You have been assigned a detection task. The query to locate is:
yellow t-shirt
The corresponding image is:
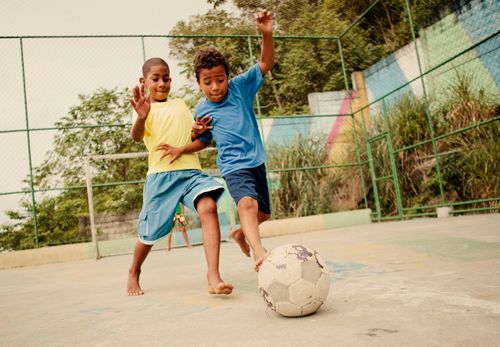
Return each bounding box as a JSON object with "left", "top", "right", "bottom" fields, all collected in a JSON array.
[{"left": 142, "top": 99, "right": 201, "bottom": 175}]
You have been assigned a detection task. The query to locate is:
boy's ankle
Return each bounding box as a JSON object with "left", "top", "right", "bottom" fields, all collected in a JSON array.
[{"left": 129, "top": 268, "right": 141, "bottom": 275}]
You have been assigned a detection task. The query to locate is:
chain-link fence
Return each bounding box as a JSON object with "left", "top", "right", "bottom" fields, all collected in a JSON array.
[{"left": 1, "top": 0, "right": 498, "bottom": 252}]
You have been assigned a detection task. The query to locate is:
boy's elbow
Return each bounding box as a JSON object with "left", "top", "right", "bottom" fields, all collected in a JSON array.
[
  {"left": 130, "top": 132, "right": 143, "bottom": 142},
  {"left": 259, "top": 61, "right": 274, "bottom": 75}
]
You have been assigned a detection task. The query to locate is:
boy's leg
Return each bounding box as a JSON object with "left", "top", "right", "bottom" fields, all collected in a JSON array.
[
  {"left": 167, "top": 233, "right": 172, "bottom": 251},
  {"left": 229, "top": 228, "right": 250, "bottom": 257},
  {"left": 127, "top": 241, "right": 153, "bottom": 296},
  {"left": 181, "top": 170, "right": 231, "bottom": 294},
  {"left": 195, "top": 195, "right": 233, "bottom": 295},
  {"left": 230, "top": 210, "right": 270, "bottom": 257},
  {"left": 236, "top": 197, "right": 269, "bottom": 271},
  {"left": 224, "top": 164, "right": 271, "bottom": 270},
  {"left": 136, "top": 170, "right": 181, "bottom": 268},
  {"left": 180, "top": 226, "right": 192, "bottom": 248}
]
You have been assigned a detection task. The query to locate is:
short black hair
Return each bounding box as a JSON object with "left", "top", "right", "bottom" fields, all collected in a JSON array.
[
  {"left": 142, "top": 57, "right": 169, "bottom": 77},
  {"left": 193, "top": 46, "right": 229, "bottom": 81}
]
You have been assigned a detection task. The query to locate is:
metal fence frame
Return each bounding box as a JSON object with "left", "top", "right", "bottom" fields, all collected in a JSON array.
[{"left": 1, "top": 0, "right": 498, "bottom": 248}]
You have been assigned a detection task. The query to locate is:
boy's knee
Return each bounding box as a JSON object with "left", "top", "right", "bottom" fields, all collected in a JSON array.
[
  {"left": 237, "top": 197, "right": 258, "bottom": 212},
  {"left": 196, "top": 196, "right": 218, "bottom": 216}
]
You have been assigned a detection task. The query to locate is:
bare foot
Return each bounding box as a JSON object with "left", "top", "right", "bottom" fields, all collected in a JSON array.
[
  {"left": 208, "top": 283, "right": 233, "bottom": 295},
  {"left": 127, "top": 271, "right": 144, "bottom": 296},
  {"left": 253, "top": 249, "right": 268, "bottom": 272},
  {"left": 207, "top": 276, "right": 233, "bottom": 295},
  {"left": 230, "top": 229, "right": 251, "bottom": 257}
]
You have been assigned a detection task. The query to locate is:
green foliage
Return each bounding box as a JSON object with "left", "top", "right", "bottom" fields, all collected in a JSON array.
[
  {"left": 267, "top": 135, "right": 339, "bottom": 219},
  {"left": 0, "top": 190, "right": 90, "bottom": 251},
  {"left": 271, "top": 1, "right": 383, "bottom": 111},
  {"left": 169, "top": 10, "right": 255, "bottom": 82},
  {"left": 0, "top": 209, "right": 36, "bottom": 251},
  {"left": 2, "top": 1, "right": 493, "bottom": 251},
  {"left": 370, "top": 94, "right": 435, "bottom": 213},
  {"left": 32, "top": 88, "right": 143, "bottom": 187},
  {"left": 198, "top": 150, "right": 218, "bottom": 170},
  {"left": 171, "top": 0, "right": 450, "bottom": 115},
  {"left": 1, "top": 88, "right": 147, "bottom": 251},
  {"left": 170, "top": 86, "right": 204, "bottom": 110},
  {"left": 367, "top": 72, "right": 499, "bottom": 216},
  {"left": 324, "top": 0, "right": 456, "bottom": 51},
  {"left": 436, "top": 73, "right": 500, "bottom": 204}
]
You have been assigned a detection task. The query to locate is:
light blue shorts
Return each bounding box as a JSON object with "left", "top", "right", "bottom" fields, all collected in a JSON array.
[{"left": 138, "top": 170, "right": 224, "bottom": 245}]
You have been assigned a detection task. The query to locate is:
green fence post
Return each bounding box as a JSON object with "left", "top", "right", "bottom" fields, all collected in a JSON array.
[
  {"left": 19, "top": 38, "right": 40, "bottom": 247},
  {"left": 366, "top": 141, "right": 382, "bottom": 221},
  {"left": 382, "top": 99, "right": 404, "bottom": 218},
  {"left": 247, "top": 35, "right": 274, "bottom": 214},
  {"left": 405, "top": 0, "right": 446, "bottom": 205},
  {"left": 141, "top": 36, "right": 146, "bottom": 62},
  {"left": 247, "top": 36, "right": 262, "bottom": 118}
]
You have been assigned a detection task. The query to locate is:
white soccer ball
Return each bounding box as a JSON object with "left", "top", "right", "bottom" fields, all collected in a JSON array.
[{"left": 258, "top": 243, "right": 331, "bottom": 317}]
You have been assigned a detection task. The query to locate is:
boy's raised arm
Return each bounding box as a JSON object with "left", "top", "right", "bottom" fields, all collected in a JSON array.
[
  {"left": 130, "top": 85, "right": 150, "bottom": 142},
  {"left": 256, "top": 10, "right": 274, "bottom": 75}
]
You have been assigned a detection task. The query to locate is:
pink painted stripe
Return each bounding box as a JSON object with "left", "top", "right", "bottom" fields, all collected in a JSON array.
[{"left": 326, "top": 92, "right": 355, "bottom": 151}]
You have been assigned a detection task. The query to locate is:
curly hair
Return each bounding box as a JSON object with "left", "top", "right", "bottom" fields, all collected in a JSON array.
[{"left": 193, "top": 46, "right": 229, "bottom": 82}]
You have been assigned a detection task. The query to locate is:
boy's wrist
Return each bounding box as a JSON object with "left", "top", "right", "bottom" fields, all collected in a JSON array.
[
  {"left": 137, "top": 112, "right": 148, "bottom": 121},
  {"left": 191, "top": 129, "right": 199, "bottom": 140}
]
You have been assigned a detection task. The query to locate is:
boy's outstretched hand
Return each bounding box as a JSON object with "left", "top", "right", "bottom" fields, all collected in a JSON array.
[
  {"left": 255, "top": 10, "right": 273, "bottom": 35},
  {"left": 130, "top": 85, "right": 151, "bottom": 120},
  {"left": 192, "top": 115, "right": 213, "bottom": 136},
  {"left": 156, "top": 143, "right": 184, "bottom": 164}
]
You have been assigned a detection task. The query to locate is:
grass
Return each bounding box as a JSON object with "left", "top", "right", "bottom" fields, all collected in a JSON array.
[{"left": 265, "top": 72, "right": 499, "bottom": 219}]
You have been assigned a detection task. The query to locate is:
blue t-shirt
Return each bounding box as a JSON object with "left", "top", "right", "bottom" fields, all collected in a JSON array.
[{"left": 195, "top": 63, "right": 266, "bottom": 176}]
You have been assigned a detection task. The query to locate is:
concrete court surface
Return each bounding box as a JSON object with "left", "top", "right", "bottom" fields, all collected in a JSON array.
[{"left": 1, "top": 214, "right": 499, "bottom": 347}]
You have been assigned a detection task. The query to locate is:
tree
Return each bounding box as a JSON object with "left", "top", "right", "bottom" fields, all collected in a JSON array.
[
  {"left": 169, "top": 0, "right": 384, "bottom": 115},
  {"left": 271, "top": 0, "right": 385, "bottom": 111},
  {"left": 174, "top": 0, "right": 460, "bottom": 113},
  {"left": 1, "top": 88, "right": 146, "bottom": 250},
  {"left": 169, "top": 10, "right": 255, "bottom": 81},
  {"left": 34, "top": 89, "right": 144, "bottom": 187}
]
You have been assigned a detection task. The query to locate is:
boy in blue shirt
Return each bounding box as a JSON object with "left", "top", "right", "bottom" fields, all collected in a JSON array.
[
  {"left": 191, "top": 10, "right": 274, "bottom": 271},
  {"left": 127, "top": 57, "right": 233, "bottom": 296}
]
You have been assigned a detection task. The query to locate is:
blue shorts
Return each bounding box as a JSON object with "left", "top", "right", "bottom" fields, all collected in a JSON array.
[
  {"left": 138, "top": 170, "right": 224, "bottom": 245},
  {"left": 223, "top": 164, "right": 271, "bottom": 214}
]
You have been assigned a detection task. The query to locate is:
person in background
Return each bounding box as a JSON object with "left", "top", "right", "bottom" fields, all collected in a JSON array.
[{"left": 167, "top": 203, "right": 192, "bottom": 251}]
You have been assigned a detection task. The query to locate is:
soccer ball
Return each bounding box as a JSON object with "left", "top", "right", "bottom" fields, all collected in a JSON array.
[{"left": 258, "top": 243, "right": 331, "bottom": 317}]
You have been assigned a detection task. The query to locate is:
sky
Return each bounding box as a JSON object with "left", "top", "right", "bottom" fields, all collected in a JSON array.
[
  {"left": 0, "top": 0, "right": 235, "bottom": 223},
  {"left": 0, "top": 0, "right": 220, "bottom": 85},
  {"left": 0, "top": 0, "right": 215, "bottom": 36}
]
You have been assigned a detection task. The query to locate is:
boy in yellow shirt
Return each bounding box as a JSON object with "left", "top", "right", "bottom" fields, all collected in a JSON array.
[{"left": 127, "top": 57, "right": 232, "bottom": 296}]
